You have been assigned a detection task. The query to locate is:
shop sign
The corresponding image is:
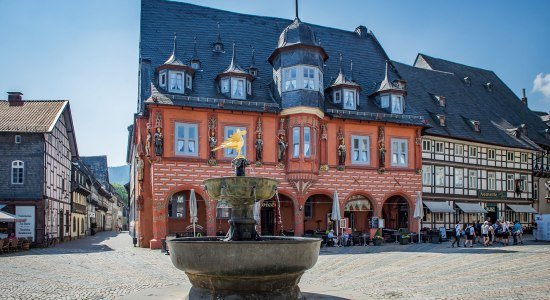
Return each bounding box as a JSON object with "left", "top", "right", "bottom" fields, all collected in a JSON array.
[
  {"left": 262, "top": 201, "right": 275, "bottom": 208},
  {"left": 478, "top": 190, "right": 507, "bottom": 199},
  {"left": 15, "top": 206, "right": 35, "bottom": 242},
  {"left": 485, "top": 206, "right": 496, "bottom": 212}
]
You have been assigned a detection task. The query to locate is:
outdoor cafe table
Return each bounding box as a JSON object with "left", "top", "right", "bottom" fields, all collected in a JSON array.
[{"left": 391, "top": 231, "right": 400, "bottom": 244}]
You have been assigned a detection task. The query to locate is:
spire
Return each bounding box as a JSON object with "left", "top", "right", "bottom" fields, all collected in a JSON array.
[
  {"left": 172, "top": 33, "right": 177, "bottom": 57},
  {"left": 374, "top": 60, "right": 404, "bottom": 93},
  {"left": 329, "top": 53, "right": 361, "bottom": 90},
  {"left": 221, "top": 41, "right": 246, "bottom": 74},
  {"left": 295, "top": 0, "right": 299, "bottom": 21},
  {"left": 230, "top": 41, "right": 237, "bottom": 67},
  {"left": 338, "top": 53, "right": 343, "bottom": 75},
  {"left": 350, "top": 60, "right": 355, "bottom": 81},
  {"left": 521, "top": 88, "right": 528, "bottom": 106},
  {"left": 216, "top": 22, "right": 222, "bottom": 43},
  {"left": 163, "top": 32, "right": 185, "bottom": 66},
  {"left": 250, "top": 46, "right": 256, "bottom": 67}
]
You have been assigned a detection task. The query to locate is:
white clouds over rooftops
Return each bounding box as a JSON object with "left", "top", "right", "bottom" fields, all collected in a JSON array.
[{"left": 533, "top": 73, "right": 550, "bottom": 101}]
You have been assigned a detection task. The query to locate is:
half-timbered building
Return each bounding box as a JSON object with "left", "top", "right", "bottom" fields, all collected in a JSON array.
[
  {"left": 0, "top": 92, "right": 78, "bottom": 244},
  {"left": 394, "top": 55, "right": 550, "bottom": 228},
  {"left": 129, "top": 0, "right": 426, "bottom": 248}
]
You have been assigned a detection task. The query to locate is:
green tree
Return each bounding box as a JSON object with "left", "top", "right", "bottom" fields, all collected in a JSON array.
[{"left": 112, "top": 183, "right": 128, "bottom": 206}]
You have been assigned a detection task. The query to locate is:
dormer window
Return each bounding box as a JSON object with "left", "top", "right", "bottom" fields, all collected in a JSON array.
[
  {"left": 381, "top": 95, "right": 390, "bottom": 108},
  {"left": 283, "top": 67, "right": 298, "bottom": 91},
  {"left": 485, "top": 82, "right": 493, "bottom": 91},
  {"left": 159, "top": 72, "right": 167, "bottom": 87},
  {"left": 303, "top": 67, "right": 316, "bottom": 90},
  {"left": 391, "top": 95, "right": 404, "bottom": 114},
  {"left": 437, "top": 115, "right": 446, "bottom": 127},
  {"left": 435, "top": 95, "right": 446, "bottom": 107},
  {"left": 334, "top": 91, "right": 341, "bottom": 103},
  {"left": 464, "top": 76, "right": 471, "bottom": 86},
  {"left": 191, "top": 61, "right": 200, "bottom": 70},
  {"left": 249, "top": 69, "right": 258, "bottom": 77},
  {"left": 282, "top": 65, "right": 322, "bottom": 93},
  {"left": 186, "top": 74, "right": 192, "bottom": 89},
  {"left": 471, "top": 120, "right": 480, "bottom": 132},
  {"left": 221, "top": 78, "right": 230, "bottom": 93},
  {"left": 344, "top": 90, "right": 356, "bottom": 110},
  {"left": 15, "top": 135, "right": 21, "bottom": 144},
  {"left": 231, "top": 78, "right": 245, "bottom": 99},
  {"left": 169, "top": 71, "right": 184, "bottom": 93}
]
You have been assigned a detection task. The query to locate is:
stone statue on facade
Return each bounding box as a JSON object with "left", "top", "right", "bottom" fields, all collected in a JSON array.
[
  {"left": 137, "top": 156, "right": 144, "bottom": 181},
  {"left": 255, "top": 118, "right": 263, "bottom": 164},
  {"left": 145, "top": 123, "right": 152, "bottom": 157},
  {"left": 277, "top": 134, "right": 287, "bottom": 163},
  {"left": 154, "top": 127, "right": 163, "bottom": 156},
  {"left": 378, "top": 126, "right": 386, "bottom": 172},
  {"left": 208, "top": 116, "right": 217, "bottom": 165},
  {"left": 337, "top": 127, "right": 346, "bottom": 168}
]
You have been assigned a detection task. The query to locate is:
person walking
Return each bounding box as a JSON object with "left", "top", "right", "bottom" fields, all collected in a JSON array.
[
  {"left": 501, "top": 220, "right": 510, "bottom": 246},
  {"left": 465, "top": 223, "right": 475, "bottom": 248},
  {"left": 488, "top": 222, "right": 495, "bottom": 246},
  {"left": 451, "top": 221, "right": 462, "bottom": 248},
  {"left": 475, "top": 220, "right": 482, "bottom": 244},
  {"left": 512, "top": 220, "right": 523, "bottom": 245},
  {"left": 481, "top": 221, "right": 489, "bottom": 247}
]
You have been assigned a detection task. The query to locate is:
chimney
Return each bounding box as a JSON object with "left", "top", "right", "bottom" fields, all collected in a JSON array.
[
  {"left": 7, "top": 92, "right": 24, "bottom": 106},
  {"left": 521, "top": 88, "right": 528, "bottom": 106}
]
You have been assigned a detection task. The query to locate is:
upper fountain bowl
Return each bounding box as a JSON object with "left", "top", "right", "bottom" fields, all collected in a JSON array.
[{"left": 204, "top": 177, "right": 278, "bottom": 204}]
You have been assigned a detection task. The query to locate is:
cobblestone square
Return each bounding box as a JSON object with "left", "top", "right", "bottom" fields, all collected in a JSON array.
[{"left": 2, "top": 231, "right": 550, "bottom": 299}]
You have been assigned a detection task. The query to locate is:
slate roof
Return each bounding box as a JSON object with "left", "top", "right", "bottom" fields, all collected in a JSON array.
[
  {"left": 393, "top": 55, "right": 549, "bottom": 150},
  {"left": 0, "top": 100, "right": 67, "bottom": 132},
  {"left": 81, "top": 156, "right": 110, "bottom": 186},
  {"left": 139, "top": 0, "right": 425, "bottom": 127}
]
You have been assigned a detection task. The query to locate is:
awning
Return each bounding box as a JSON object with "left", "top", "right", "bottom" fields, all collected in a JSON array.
[
  {"left": 344, "top": 199, "right": 372, "bottom": 211},
  {"left": 424, "top": 201, "right": 455, "bottom": 213},
  {"left": 0, "top": 211, "right": 27, "bottom": 222},
  {"left": 455, "top": 202, "right": 487, "bottom": 213},
  {"left": 507, "top": 204, "right": 538, "bottom": 214}
]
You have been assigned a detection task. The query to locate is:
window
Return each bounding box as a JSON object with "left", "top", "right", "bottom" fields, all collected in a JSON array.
[
  {"left": 391, "top": 95, "right": 404, "bottom": 114},
  {"left": 168, "top": 194, "right": 185, "bottom": 218},
  {"left": 507, "top": 151, "right": 515, "bottom": 162},
  {"left": 435, "top": 166, "right": 445, "bottom": 186},
  {"left": 292, "top": 127, "right": 300, "bottom": 158},
  {"left": 159, "top": 73, "right": 166, "bottom": 87},
  {"left": 15, "top": 135, "right": 21, "bottom": 144},
  {"left": 468, "top": 170, "right": 477, "bottom": 189},
  {"left": 344, "top": 90, "right": 356, "bottom": 110},
  {"left": 507, "top": 174, "right": 515, "bottom": 191},
  {"left": 487, "top": 172, "right": 496, "bottom": 190},
  {"left": 221, "top": 78, "right": 230, "bottom": 93},
  {"left": 334, "top": 91, "right": 341, "bottom": 103},
  {"left": 435, "top": 142, "right": 444, "bottom": 153},
  {"left": 422, "top": 140, "right": 431, "bottom": 152},
  {"left": 304, "top": 127, "right": 311, "bottom": 157},
  {"left": 175, "top": 123, "right": 198, "bottom": 156},
  {"left": 520, "top": 153, "right": 528, "bottom": 163},
  {"left": 191, "top": 61, "right": 200, "bottom": 70},
  {"left": 304, "top": 198, "right": 313, "bottom": 218},
  {"left": 391, "top": 139, "right": 408, "bottom": 167},
  {"left": 231, "top": 78, "right": 245, "bottom": 99},
  {"left": 436, "top": 95, "right": 446, "bottom": 107},
  {"left": 455, "top": 144, "right": 463, "bottom": 156},
  {"left": 488, "top": 149, "right": 495, "bottom": 160},
  {"left": 303, "top": 67, "right": 316, "bottom": 90},
  {"left": 534, "top": 182, "right": 538, "bottom": 199},
  {"left": 186, "top": 74, "right": 192, "bottom": 89},
  {"left": 520, "top": 175, "right": 527, "bottom": 191},
  {"left": 11, "top": 160, "right": 24, "bottom": 184},
  {"left": 224, "top": 126, "right": 246, "bottom": 157},
  {"left": 469, "top": 147, "right": 477, "bottom": 157},
  {"left": 455, "top": 168, "right": 464, "bottom": 188},
  {"left": 422, "top": 165, "right": 433, "bottom": 185},
  {"left": 283, "top": 67, "right": 298, "bottom": 91},
  {"left": 381, "top": 95, "right": 390, "bottom": 108},
  {"left": 247, "top": 81, "right": 252, "bottom": 95},
  {"left": 169, "top": 72, "right": 183, "bottom": 92},
  {"left": 351, "top": 136, "right": 370, "bottom": 164}
]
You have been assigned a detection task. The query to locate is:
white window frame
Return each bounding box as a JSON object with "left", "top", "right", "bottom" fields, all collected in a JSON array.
[
  {"left": 520, "top": 153, "right": 527, "bottom": 163},
  {"left": 488, "top": 149, "right": 495, "bottom": 160},
  {"left": 422, "top": 140, "right": 431, "bottom": 152},
  {"left": 422, "top": 165, "right": 433, "bottom": 185},
  {"left": 351, "top": 135, "right": 370, "bottom": 165},
  {"left": 469, "top": 146, "right": 477, "bottom": 158},
  {"left": 11, "top": 160, "right": 24, "bottom": 185},
  {"left": 391, "top": 94, "right": 404, "bottom": 114},
  {"left": 391, "top": 138, "right": 408, "bottom": 167},
  {"left": 224, "top": 126, "right": 246, "bottom": 158},
  {"left": 303, "top": 66, "right": 316, "bottom": 90},
  {"left": 15, "top": 135, "right": 21, "bottom": 144},
  {"left": 435, "top": 141, "right": 444, "bottom": 154},
  {"left": 435, "top": 166, "right": 445, "bottom": 186},
  {"left": 283, "top": 66, "right": 298, "bottom": 92},
  {"left": 343, "top": 89, "right": 356, "bottom": 110},
  {"left": 169, "top": 71, "right": 184, "bottom": 93},
  {"left": 247, "top": 81, "right": 252, "bottom": 95},
  {"left": 506, "top": 174, "right": 515, "bottom": 191},
  {"left": 455, "top": 144, "right": 463, "bottom": 156},
  {"left": 231, "top": 78, "right": 246, "bottom": 100},
  {"left": 487, "top": 172, "right": 496, "bottom": 190},
  {"left": 507, "top": 151, "right": 515, "bottom": 162},
  {"left": 175, "top": 123, "right": 198, "bottom": 156},
  {"left": 159, "top": 71, "right": 167, "bottom": 88},
  {"left": 380, "top": 95, "right": 390, "bottom": 108},
  {"left": 282, "top": 65, "right": 322, "bottom": 93},
  {"left": 292, "top": 127, "right": 300, "bottom": 158},
  {"left": 334, "top": 91, "right": 341, "bottom": 104},
  {"left": 519, "top": 175, "right": 527, "bottom": 191},
  {"left": 455, "top": 168, "right": 464, "bottom": 188},
  {"left": 169, "top": 194, "right": 186, "bottom": 218},
  {"left": 221, "top": 78, "right": 230, "bottom": 93},
  {"left": 186, "top": 74, "right": 192, "bottom": 89},
  {"left": 468, "top": 170, "right": 478, "bottom": 189},
  {"left": 304, "top": 127, "right": 311, "bottom": 158}
]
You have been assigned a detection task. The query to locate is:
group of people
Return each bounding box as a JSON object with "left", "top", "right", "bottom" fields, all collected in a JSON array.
[
  {"left": 451, "top": 219, "right": 524, "bottom": 248},
  {"left": 326, "top": 228, "right": 353, "bottom": 247}
]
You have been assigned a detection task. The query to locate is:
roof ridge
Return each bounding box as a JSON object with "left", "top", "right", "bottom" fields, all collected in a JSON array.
[
  {"left": 392, "top": 60, "right": 455, "bottom": 76},
  {"left": 418, "top": 53, "right": 495, "bottom": 73}
]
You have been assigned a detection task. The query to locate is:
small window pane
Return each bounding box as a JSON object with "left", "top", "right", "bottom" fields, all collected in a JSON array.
[
  {"left": 304, "top": 127, "right": 311, "bottom": 157},
  {"left": 293, "top": 127, "right": 300, "bottom": 158}
]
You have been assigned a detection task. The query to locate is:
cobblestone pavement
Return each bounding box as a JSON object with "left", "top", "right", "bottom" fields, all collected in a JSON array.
[{"left": 2, "top": 231, "right": 550, "bottom": 299}]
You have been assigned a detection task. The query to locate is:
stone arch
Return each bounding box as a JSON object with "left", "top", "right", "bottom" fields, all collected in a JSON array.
[
  {"left": 343, "top": 192, "right": 375, "bottom": 233},
  {"left": 381, "top": 190, "right": 414, "bottom": 231},
  {"left": 165, "top": 185, "right": 210, "bottom": 236},
  {"left": 303, "top": 191, "right": 334, "bottom": 234},
  {"left": 258, "top": 189, "right": 297, "bottom": 236}
]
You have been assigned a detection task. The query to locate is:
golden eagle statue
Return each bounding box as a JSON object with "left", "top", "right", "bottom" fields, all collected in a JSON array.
[{"left": 212, "top": 129, "right": 247, "bottom": 159}]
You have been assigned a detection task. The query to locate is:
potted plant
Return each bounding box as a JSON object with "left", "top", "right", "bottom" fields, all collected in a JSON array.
[
  {"left": 373, "top": 229, "right": 383, "bottom": 246},
  {"left": 400, "top": 234, "right": 410, "bottom": 245}
]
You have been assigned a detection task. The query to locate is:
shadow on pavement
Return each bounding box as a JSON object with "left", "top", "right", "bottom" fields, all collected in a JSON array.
[
  {"left": 303, "top": 292, "right": 349, "bottom": 299},
  {"left": 319, "top": 243, "right": 523, "bottom": 255}
]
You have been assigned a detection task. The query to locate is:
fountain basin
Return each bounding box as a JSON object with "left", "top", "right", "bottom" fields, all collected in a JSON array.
[
  {"left": 204, "top": 177, "right": 278, "bottom": 205},
  {"left": 167, "top": 236, "right": 321, "bottom": 299}
]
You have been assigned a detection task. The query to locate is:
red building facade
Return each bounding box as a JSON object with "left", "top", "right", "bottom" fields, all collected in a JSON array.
[{"left": 130, "top": 1, "right": 425, "bottom": 249}]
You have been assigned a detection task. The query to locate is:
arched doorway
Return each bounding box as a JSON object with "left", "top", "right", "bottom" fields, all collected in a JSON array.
[
  {"left": 303, "top": 194, "right": 333, "bottom": 234},
  {"left": 344, "top": 195, "right": 373, "bottom": 233},
  {"left": 382, "top": 195, "right": 410, "bottom": 230},
  {"left": 260, "top": 194, "right": 296, "bottom": 236},
  {"left": 167, "top": 190, "right": 207, "bottom": 236}
]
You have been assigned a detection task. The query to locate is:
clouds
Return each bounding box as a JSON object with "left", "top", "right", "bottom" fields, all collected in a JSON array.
[{"left": 533, "top": 73, "right": 550, "bottom": 100}]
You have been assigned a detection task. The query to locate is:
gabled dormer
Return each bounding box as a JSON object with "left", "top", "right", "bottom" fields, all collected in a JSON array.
[
  {"left": 215, "top": 42, "right": 254, "bottom": 100},
  {"left": 190, "top": 37, "right": 201, "bottom": 70},
  {"left": 371, "top": 61, "right": 407, "bottom": 114},
  {"left": 156, "top": 34, "right": 195, "bottom": 95},
  {"left": 325, "top": 54, "right": 361, "bottom": 110}
]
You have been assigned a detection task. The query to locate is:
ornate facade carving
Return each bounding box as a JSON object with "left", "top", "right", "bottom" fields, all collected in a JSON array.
[
  {"left": 337, "top": 127, "right": 346, "bottom": 169},
  {"left": 254, "top": 117, "right": 263, "bottom": 165},
  {"left": 277, "top": 118, "right": 287, "bottom": 167},
  {"left": 378, "top": 126, "right": 386, "bottom": 172},
  {"left": 208, "top": 116, "right": 217, "bottom": 165}
]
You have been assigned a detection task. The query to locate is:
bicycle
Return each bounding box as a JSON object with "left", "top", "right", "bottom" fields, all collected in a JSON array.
[{"left": 42, "top": 234, "right": 58, "bottom": 248}]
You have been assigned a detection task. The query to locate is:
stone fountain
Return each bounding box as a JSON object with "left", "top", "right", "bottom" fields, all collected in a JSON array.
[{"left": 167, "top": 151, "right": 321, "bottom": 299}]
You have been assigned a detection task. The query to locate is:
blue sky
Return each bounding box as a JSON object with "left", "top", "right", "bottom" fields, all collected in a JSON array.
[{"left": 1, "top": 0, "right": 548, "bottom": 166}]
